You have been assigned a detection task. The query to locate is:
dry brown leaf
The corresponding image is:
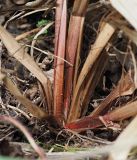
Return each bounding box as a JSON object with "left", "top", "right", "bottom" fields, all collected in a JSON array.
[
  {"left": 67, "top": 22, "right": 116, "bottom": 123},
  {"left": 54, "top": 0, "right": 67, "bottom": 122},
  {"left": 105, "top": 100, "right": 137, "bottom": 121},
  {"left": 64, "top": 0, "right": 89, "bottom": 120},
  {"left": 0, "top": 25, "right": 52, "bottom": 111},
  {"left": 91, "top": 72, "right": 135, "bottom": 117},
  {"left": 72, "top": 51, "right": 108, "bottom": 118},
  {"left": 73, "top": 17, "right": 85, "bottom": 94},
  {"left": 80, "top": 51, "right": 108, "bottom": 117},
  {"left": 15, "top": 28, "right": 40, "bottom": 41},
  {"left": 65, "top": 99, "right": 137, "bottom": 132},
  {"left": 109, "top": 17, "right": 137, "bottom": 46}
]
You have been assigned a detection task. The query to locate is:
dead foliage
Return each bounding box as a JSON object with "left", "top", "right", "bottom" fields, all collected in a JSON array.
[{"left": 1, "top": 0, "right": 137, "bottom": 160}]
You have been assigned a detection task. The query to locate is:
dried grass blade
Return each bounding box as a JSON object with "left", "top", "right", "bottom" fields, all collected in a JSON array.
[
  {"left": 71, "top": 51, "right": 108, "bottom": 119},
  {"left": 64, "top": 0, "right": 89, "bottom": 119},
  {"left": 110, "top": 17, "right": 137, "bottom": 45},
  {"left": 30, "top": 22, "right": 53, "bottom": 57},
  {"left": 66, "top": 99, "right": 137, "bottom": 132},
  {"left": 104, "top": 100, "right": 137, "bottom": 121},
  {"left": 15, "top": 27, "right": 40, "bottom": 41},
  {"left": 73, "top": 17, "right": 85, "bottom": 92},
  {"left": 80, "top": 51, "right": 108, "bottom": 117},
  {"left": 65, "top": 116, "right": 103, "bottom": 132},
  {"left": 109, "top": 116, "right": 137, "bottom": 160},
  {"left": 0, "top": 25, "right": 52, "bottom": 111},
  {"left": 91, "top": 72, "right": 135, "bottom": 117},
  {"left": 0, "top": 72, "right": 47, "bottom": 119},
  {"left": 54, "top": 0, "right": 67, "bottom": 122},
  {"left": 67, "top": 22, "right": 116, "bottom": 123}
]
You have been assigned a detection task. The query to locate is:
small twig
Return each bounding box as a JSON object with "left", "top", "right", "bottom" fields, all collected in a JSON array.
[
  {"left": 4, "top": 11, "right": 25, "bottom": 28},
  {"left": 65, "top": 129, "right": 111, "bottom": 145},
  {"left": 6, "top": 104, "right": 31, "bottom": 120},
  {"left": 0, "top": 98, "right": 10, "bottom": 116},
  {"left": 0, "top": 130, "right": 16, "bottom": 141},
  {"left": 15, "top": 28, "right": 41, "bottom": 41},
  {"left": 30, "top": 22, "right": 54, "bottom": 57},
  {"left": 128, "top": 45, "right": 137, "bottom": 88},
  {"left": 0, "top": 115, "right": 46, "bottom": 160},
  {"left": 25, "top": 44, "right": 73, "bottom": 66},
  {"left": 66, "top": 134, "right": 75, "bottom": 147},
  {"left": 19, "top": 8, "right": 49, "bottom": 19}
]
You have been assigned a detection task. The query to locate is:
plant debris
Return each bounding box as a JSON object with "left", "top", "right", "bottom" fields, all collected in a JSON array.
[{"left": 0, "top": 0, "right": 137, "bottom": 160}]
